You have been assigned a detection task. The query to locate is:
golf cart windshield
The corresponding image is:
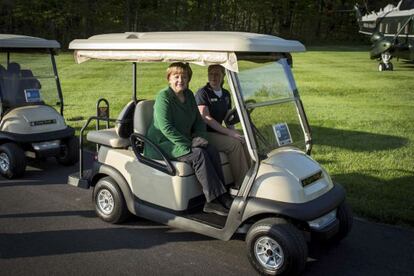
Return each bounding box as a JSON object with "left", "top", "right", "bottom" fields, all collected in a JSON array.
[
  {"left": 0, "top": 53, "right": 59, "bottom": 112},
  {"left": 237, "top": 59, "right": 308, "bottom": 156}
]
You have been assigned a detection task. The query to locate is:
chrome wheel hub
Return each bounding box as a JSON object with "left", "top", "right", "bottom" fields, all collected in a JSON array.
[
  {"left": 0, "top": 153, "right": 10, "bottom": 172},
  {"left": 254, "top": 236, "right": 284, "bottom": 270},
  {"left": 97, "top": 189, "right": 114, "bottom": 214}
]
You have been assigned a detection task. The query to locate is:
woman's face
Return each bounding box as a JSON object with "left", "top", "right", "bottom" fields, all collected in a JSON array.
[
  {"left": 208, "top": 67, "right": 224, "bottom": 90},
  {"left": 168, "top": 71, "right": 188, "bottom": 93}
]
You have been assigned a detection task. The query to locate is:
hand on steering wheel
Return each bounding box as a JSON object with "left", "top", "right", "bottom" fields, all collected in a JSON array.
[{"left": 224, "top": 99, "right": 256, "bottom": 126}]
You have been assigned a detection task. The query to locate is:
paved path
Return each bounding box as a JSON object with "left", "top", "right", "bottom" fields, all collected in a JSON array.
[{"left": 0, "top": 157, "right": 413, "bottom": 275}]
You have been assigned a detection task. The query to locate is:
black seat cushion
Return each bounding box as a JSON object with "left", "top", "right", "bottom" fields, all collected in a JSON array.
[{"left": 115, "top": 100, "right": 136, "bottom": 138}]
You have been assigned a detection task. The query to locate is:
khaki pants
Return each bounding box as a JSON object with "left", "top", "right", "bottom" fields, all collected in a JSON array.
[{"left": 207, "top": 132, "right": 250, "bottom": 188}]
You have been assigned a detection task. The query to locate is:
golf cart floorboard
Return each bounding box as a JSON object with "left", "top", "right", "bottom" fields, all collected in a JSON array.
[
  {"left": 183, "top": 206, "right": 227, "bottom": 229},
  {"left": 139, "top": 199, "right": 228, "bottom": 229}
]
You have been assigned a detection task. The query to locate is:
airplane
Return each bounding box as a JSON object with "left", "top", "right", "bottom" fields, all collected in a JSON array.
[{"left": 355, "top": 0, "right": 414, "bottom": 71}]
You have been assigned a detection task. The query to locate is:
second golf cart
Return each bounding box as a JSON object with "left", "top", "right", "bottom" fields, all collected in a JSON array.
[
  {"left": 68, "top": 32, "right": 353, "bottom": 275},
  {"left": 0, "top": 34, "right": 78, "bottom": 178}
]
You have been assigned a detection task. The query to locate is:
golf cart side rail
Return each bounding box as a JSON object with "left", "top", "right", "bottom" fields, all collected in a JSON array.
[
  {"left": 50, "top": 50, "right": 64, "bottom": 116},
  {"left": 78, "top": 115, "right": 116, "bottom": 178},
  {"left": 130, "top": 133, "right": 176, "bottom": 176}
]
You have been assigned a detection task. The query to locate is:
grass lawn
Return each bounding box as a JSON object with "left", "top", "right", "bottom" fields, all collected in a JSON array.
[{"left": 55, "top": 48, "right": 414, "bottom": 227}]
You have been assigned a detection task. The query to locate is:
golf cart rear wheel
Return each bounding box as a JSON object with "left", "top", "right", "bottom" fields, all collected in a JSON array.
[
  {"left": 93, "top": 176, "right": 130, "bottom": 224},
  {"left": 246, "top": 218, "right": 307, "bottom": 276},
  {"left": 0, "top": 142, "right": 26, "bottom": 179},
  {"left": 57, "top": 136, "right": 79, "bottom": 166}
]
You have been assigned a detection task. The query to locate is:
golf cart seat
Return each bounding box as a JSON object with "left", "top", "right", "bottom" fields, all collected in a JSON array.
[
  {"left": 86, "top": 101, "right": 136, "bottom": 148},
  {"left": 134, "top": 100, "right": 233, "bottom": 183},
  {"left": 1, "top": 64, "right": 42, "bottom": 108},
  {"left": 1, "top": 62, "right": 23, "bottom": 107},
  {"left": 87, "top": 128, "right": 130, "bottom": 148},
  {"left": 21, "top": 70, "right": 41, "bottom": 91}
]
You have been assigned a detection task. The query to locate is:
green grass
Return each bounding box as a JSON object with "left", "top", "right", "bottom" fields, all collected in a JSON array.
[{"left": 55, "top": 50, "right": 414, "bottom": 227}]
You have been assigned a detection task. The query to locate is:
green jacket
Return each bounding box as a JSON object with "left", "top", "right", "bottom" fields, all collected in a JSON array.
[{"left": 144, "top": 87, "right": 207, "bottom": 159}]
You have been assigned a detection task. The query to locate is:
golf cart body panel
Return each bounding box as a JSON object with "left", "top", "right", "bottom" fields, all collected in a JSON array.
[
  {"left": 68, "top": 31, "right": 352, "bottom": 274},
  {"left": 0, "top": 126, "right": 74, "bottom": 143},
  {"left": 96, "top": 145, "right": 233, "bottom": 212},
  {"left": 243, "top": 183, "right": 345, "bottom": 223},
  {"left": 0, "top": 105, "right": 66, "bottom": 133},
  {"left": 251, "top": 148, "right": 333, "bottom": 203}
]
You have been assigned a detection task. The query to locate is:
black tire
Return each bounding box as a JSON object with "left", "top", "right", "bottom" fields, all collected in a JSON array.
[
  {"left": 57, "top": 136, "right": 79, "bottom": 166},
  {"left": 246, "top": 218, "right": 307, "bottom": 276},
  {"left": 387, "top": 62, "right": 394, "bottom": 71},
  {"left": 0, "top": 142, "right": 26, "bottom": 179},
  {"left": 93, "top": 176, "right": 130, "bottom": 224},
  {"left": 330, "top": 201, "right": 353, "bottom": 243},
  {"left": 378, "top": 62, "right": 386, "bottom": 71}
]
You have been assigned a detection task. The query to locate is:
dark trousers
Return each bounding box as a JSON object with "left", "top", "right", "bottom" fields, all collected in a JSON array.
[{"left": 177, "top": 144, "right": 226, "bottom": 202}]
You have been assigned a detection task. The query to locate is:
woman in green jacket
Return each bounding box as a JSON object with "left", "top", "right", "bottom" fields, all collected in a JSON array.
[{"left": 144, "top": 62, "right": 232, "bottom": 216}]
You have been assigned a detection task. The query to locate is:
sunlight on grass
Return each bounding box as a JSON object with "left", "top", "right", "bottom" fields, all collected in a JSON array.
[{"left": 56, "top": 50, "right": 414, "bottom": 226}]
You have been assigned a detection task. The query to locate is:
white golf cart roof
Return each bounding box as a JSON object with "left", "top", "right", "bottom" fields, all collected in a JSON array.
[
  {"left": 69, "top": 32, "right": 306, "bottom": 72},
  {"left": 0, "top": 34, "right": 60, "bottom": 50}
]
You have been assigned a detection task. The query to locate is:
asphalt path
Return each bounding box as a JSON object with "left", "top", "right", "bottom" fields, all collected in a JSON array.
[{"left": 0, "top": 156, "right": 413, "bottom": 276}]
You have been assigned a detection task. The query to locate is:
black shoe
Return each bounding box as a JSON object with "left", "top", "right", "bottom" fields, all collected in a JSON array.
[
  {"left": 218, "top": 193, "right": 234, "bottom": 209},
  {"left": 203, "top": 200, "right": 229, "bottom": 216}
]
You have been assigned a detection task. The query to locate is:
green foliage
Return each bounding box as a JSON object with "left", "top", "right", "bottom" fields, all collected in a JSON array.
[{"left": 0, "top": 0, "right": 388, "bottom": 46}]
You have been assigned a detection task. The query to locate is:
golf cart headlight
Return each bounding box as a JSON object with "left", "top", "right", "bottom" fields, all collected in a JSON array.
[
  {"left": 308, "top": 209, "right": 337, "bottom": 230},
  {"left": 32, "top": 140, "right": 60, "bottom": 150}
]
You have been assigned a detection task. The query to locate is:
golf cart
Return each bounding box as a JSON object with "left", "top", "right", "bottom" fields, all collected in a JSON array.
[
  {"left": 68, "top": 32, "right": 352, "bottom": 275},
  {"left": 0, "top": 34, "right": 78, "bottom": 178}
]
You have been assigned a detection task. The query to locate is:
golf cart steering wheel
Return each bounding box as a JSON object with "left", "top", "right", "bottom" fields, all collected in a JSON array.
[{"left": 224, "top": 99, "right": 256, "bottom": 126}]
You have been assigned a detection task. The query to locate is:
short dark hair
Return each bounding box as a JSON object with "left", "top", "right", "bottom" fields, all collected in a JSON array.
[{"left": 208, "top": 64, "right": 225, "bottom": 75}]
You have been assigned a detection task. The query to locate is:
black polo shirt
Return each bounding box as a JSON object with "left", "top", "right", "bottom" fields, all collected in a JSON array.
[{"left": 195, "top": 83, "right": 231, "bottom": 132}]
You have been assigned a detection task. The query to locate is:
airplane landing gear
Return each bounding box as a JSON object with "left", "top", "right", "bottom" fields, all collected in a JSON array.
[{"left": 379, "top": 52, "right": 393, "bottom": 71}]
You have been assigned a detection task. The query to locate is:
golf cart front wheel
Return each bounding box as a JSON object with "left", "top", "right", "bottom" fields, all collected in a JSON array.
[
  {"left": 0, "top": 142, "right": 26, "bottom": 179},
  {"left": 246, "top": 218, "right": 307, "bottom": 276},
  {"left": 329, "top": 201, "right": 353, "bottom": 244},
  {"left": 57, "top": 136, "right": 79, "bottom": 166},
  {"left": 93, "top": 176, "right": 130, "bottom": 224}
]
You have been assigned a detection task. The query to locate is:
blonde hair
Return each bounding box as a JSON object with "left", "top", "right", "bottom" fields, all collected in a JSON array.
[{"left": 166, "top": 62, "right": 192, "bottom": 82}]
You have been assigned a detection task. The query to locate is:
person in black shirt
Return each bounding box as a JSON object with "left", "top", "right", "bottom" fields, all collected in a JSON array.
[{"left": 195, "top": 65, "right": 249, "bottom": 189}]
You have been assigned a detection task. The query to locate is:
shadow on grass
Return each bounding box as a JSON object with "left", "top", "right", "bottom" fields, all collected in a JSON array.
[
  {"left": 311, "top": 126, "right": 408, "bottom": 152},
  {"left": 332, "top": 171, "right": 414, "bottom": 226},
  {"left": 333, "top": 171, "right": 414, "bottom": 187},
  {"left": 398, "top": 60, "right": 414, "bottom": 70}
]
